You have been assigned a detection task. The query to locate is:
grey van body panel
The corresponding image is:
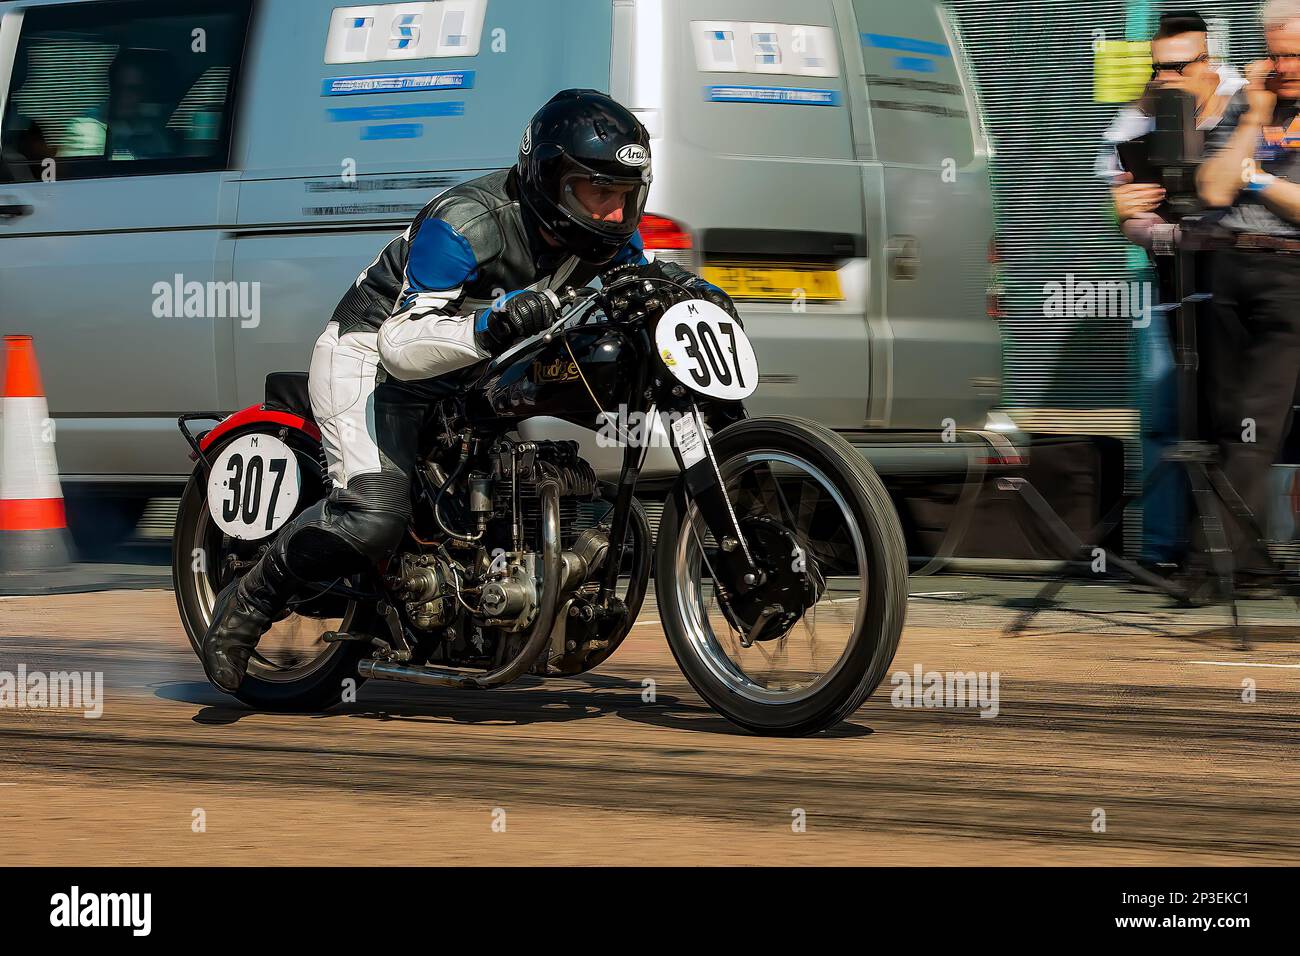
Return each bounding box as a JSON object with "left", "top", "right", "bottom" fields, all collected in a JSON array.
[
  {"left": 0, "top": 0, "right": 1000, "bottom": 489},
  {"left": 624, "top": 0, "right": 875, "bottom": 428},
  {"left": 845, "top": 0, "right": 1000, "bottom": 429}
]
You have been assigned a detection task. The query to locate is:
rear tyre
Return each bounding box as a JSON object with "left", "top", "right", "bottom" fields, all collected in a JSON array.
[
  {"left": 172, "top": 424, "right": 373, "bottom": 712},
  {"left": 654, "top": 416, "right": 907, "bottom": 737}
]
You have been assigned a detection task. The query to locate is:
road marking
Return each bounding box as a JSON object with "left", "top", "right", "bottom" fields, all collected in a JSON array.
[
  {"left": 910, "top": 591, "right": 966, "bottom": 598},
  {"left": 1188, "top": 660, "right": 1300, "bottom": 669}
]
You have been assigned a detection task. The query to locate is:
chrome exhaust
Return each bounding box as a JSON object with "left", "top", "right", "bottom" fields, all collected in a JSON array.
[{"left": 357, "top": 479, "right": 564, "bottom": 690}]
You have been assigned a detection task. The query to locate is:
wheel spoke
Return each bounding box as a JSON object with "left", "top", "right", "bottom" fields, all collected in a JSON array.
[{"left": 674, "top": 450, "right": 870, "bottom": 704}]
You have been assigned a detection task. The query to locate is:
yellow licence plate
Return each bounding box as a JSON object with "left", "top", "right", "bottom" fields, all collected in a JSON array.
[{"left": 700, "top": 263, "right": 844, "bottom": 303}]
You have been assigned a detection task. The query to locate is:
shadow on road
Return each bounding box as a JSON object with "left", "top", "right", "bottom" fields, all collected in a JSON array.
[{"left": 155, "top": 672, "right": 874, "bottom": 738}]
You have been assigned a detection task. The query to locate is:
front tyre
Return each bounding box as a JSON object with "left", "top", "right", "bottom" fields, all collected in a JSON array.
[{"left": 654, "top": 416, "right": 907, "bottom": 737}]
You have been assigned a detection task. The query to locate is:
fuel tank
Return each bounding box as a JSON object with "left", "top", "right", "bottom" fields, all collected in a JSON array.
[{"left": 471, "top": 325, "right": 680, "bottom": 481}]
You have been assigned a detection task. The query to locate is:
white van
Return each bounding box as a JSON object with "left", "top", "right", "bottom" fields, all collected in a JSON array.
[{"left": 0, "top": 0, "right": 1004, "bottom": 546}]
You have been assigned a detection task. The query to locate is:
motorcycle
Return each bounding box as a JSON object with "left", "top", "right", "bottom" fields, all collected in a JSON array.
[{"left": 173, "top": 262, "right": 907, "bottom": 736}]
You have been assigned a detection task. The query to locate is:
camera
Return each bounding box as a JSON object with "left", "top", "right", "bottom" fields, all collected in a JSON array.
[{"left": 1149, "top": 87, "right": 1205, "bottom": 220}]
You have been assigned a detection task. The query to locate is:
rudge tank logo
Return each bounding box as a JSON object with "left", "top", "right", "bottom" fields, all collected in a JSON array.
[{"left": 533, "top": 356, "right": 580, "bottom": 384}]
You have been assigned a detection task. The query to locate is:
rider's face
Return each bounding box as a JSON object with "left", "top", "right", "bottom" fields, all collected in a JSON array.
[{"left": 570, "top": 179, "right": 635, "bottom": 224}]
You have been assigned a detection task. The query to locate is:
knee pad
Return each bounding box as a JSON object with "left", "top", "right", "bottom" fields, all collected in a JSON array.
[{"left": 278, "top": 472, "right": 411, "bottom": 580}]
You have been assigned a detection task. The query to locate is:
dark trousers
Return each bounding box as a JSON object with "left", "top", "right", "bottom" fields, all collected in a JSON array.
[
  {"left": 1142, "top": 251, "right": 1218, "bottom": 564},
  {"left": 234, "top": 369, "right": 466, "bottom": 620},
  {"left": 1207, "top": 248, "right": 1300, "bottom": 570}
]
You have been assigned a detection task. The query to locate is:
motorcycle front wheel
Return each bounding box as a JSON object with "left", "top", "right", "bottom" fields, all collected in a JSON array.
[{"left": 654, "top": 416, "right": 907, "bottom": 737}]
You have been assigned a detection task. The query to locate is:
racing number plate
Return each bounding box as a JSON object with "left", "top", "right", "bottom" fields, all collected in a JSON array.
[
  {"left": 655, "top": 299, "right": 759, "bottom": 401},
  {"left": 206, "top": 433, "right": 301, "bottom": 541}
]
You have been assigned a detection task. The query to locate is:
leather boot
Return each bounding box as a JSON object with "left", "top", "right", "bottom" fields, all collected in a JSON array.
[{"left": 201, "top": 542, "right": 298, "bottom": 692}]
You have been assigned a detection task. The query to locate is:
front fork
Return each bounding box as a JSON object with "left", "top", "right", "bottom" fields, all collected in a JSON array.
[{"left": 596, "top": 391, "right": 758, "bottom": 614}]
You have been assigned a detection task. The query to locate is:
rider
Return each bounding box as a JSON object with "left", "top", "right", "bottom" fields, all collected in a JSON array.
[{"left": 201, "top": 89, "right": 739, "bottom": 692}]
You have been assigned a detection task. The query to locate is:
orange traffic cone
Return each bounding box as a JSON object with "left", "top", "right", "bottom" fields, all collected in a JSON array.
[{"left": 0, "top": 335, "right": 74, "bottom": 571}]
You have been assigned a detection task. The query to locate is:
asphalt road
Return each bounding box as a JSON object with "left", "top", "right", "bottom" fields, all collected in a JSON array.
[{"left": 1, "top": 575, "right": 1298, "bottom": 865}]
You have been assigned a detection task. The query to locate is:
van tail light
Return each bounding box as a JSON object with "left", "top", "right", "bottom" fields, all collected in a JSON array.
[
  {"left": 640, "top": 213, "right": 692, "bottom": 250},
  {"left": 986, "top": 236, "right": 1005, "bottom": 320}
]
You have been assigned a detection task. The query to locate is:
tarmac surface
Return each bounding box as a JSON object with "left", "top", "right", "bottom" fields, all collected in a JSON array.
[{"left": 1, "top": 570, "right": 1298, "bottom": 865}]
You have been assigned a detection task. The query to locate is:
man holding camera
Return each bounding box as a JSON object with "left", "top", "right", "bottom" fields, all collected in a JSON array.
[
  {"left": 1099, "top": 12, "right": 1245, "bottom": 568},
  {"left": 1103, "top": 12, "right": 1245, "bottom": 250},
  {"left": 1196, "top": 0, "right": 1300, "bottom": 584}
]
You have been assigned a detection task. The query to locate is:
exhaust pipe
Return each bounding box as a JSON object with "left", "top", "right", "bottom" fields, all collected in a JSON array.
[{"left": 358, "top": 479, "right": 564, "bottom": 690}]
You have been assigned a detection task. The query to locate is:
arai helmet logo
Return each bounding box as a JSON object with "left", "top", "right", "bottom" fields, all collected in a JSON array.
[
  {"left": 616, "top": 143, "right": 648, "bottom": 167},
  {"left": 520, "top": 125, "right": 532, "bottom": 155}
]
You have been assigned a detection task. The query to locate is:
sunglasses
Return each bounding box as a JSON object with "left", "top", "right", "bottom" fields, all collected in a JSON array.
[{"left": 1150, "top": 53, "right": 1209, "bottom": 78}]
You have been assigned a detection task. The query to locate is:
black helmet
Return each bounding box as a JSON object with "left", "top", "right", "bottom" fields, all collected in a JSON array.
[{"left": 517, "top": 89, "right": 652, "bottom": 264}]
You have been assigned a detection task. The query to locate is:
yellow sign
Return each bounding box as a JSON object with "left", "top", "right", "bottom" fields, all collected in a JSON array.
[
  {"left": 1094, "top": 40, "right": 1149, "bottom": 104},
  {"left": 700, "top": 263, "right": 843, "bottom": 303}
]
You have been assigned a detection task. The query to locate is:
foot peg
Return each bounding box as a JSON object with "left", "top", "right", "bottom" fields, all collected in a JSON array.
[{"left": 321, "top": 630, "right": 372, "bottom": 644}]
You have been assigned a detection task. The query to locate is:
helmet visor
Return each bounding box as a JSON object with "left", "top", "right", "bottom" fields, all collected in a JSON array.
[{"left": 554, "top": 156, "right": 651, "bottom": 238}]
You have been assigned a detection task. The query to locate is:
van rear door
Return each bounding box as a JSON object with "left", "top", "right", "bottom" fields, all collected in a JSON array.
[
  {"left": 625, "top": 0, "right": 871, "bottom": 428},
  {"left": 844, "top": 0, "right": 999, "bottom": 429}
]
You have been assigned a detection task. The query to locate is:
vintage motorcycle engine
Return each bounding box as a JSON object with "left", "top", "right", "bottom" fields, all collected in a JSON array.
[
  {"left": 488, "top": 439, "right": 598, "bottom": 549},
  {"left": 399, "top": 439, "right": 609, "bottom": 663},
  {"left": 391, "top": 552, "right": 455, "bottom": 631},
  {"left": 470, "top": 440, "right": 604, "bottom": 634}
]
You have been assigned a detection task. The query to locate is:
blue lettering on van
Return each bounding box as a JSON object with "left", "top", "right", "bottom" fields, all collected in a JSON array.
[
  {"left": 361, "top": 123, "right": 425, "bottom": 140},
  {"left": 328, "top": 102, "right": 464, "bottom": 122},
  {"left": 861, "top": 34, "right": 951, "bottom": 58},
  {"left": 705, "top": 86, "right": 839, "bottom": 106},
  {"left": 892, "top": 56, "right": 938, "bottom": 74},
  {"left": 322, "top": 70, "right": 475, "bottom": 96}
]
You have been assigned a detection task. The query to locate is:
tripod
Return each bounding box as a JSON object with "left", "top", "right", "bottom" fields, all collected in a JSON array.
[{"left": 1001, "top": 216, "right": 1282, "bottom": 645}]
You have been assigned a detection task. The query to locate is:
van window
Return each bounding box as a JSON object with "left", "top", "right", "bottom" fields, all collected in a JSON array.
[
  {"left": 0, "top": 0, "right": 251, "bottom": 183},
  {"left": 851, "top": 0, "right": 975, "bottom": 166}
]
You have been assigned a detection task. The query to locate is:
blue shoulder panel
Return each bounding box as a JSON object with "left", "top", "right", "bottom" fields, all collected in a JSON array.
[
  {"left": 610, "top": 229, "right": 648, "bottom": 267},
  {"left": 405, "top": 216, "right": 480, "bottom": 292}
]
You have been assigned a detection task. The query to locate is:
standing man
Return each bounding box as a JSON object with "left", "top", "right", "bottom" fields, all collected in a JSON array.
[
  {"left": 1097, "top": 11, "right": 1245, "bottom": 568},
  {"left": 1196, "top": 0, "right": 1300, "bottom": 585}
]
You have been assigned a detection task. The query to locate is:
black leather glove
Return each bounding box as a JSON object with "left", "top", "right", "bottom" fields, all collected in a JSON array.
[
  {"left": 650, "top": 261, "right": 743, "bottom": 326},
  {"left": 475, "top": 290, "right": 558, "bottom": 353}
]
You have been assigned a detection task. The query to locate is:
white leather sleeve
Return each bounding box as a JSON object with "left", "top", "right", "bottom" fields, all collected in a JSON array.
[{"left": 378, "top": 305, "right": 490, "bottom": 382}]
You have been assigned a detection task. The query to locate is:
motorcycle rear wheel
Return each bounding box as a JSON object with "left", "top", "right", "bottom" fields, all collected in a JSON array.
[{"left": 172, "top": 424, "right": 375, "bottom": 711}]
